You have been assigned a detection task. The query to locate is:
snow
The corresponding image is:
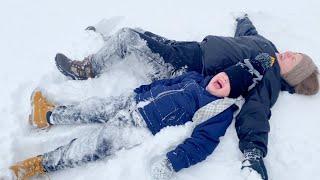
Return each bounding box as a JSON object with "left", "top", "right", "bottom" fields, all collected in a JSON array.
[{"left": 0, "top": 0, "right": 320, "bottom": 179}]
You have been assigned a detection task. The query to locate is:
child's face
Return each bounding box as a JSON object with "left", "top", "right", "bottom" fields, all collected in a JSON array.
[
  {"left": 206, "top": 72, "right": 231, "bottom": 97},
  {"left": 276, "top": 51, "right": 303, "bottom": 75}
]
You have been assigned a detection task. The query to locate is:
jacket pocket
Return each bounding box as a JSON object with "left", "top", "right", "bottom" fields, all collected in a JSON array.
[{"left": 162, "top": 107, "right": 190, "bottom": 126}]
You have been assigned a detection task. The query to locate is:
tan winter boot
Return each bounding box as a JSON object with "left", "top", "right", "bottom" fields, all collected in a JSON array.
[
  {"left": 10, "top": 156, "right": 46, "bottom": 180},
  {"left": 29, "top": 90, "right": 55, "bottom": 129}
]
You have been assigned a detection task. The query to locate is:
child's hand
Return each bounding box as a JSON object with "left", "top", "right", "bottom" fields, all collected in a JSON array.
[
  {"left": 251, "top": 53, "right": 275, "bottom": 75},
  {"left": 230, "top": 12, "right": 248, "bottom": 22},
  {"left": 150, "top": 155, "right": 174, "bottom": 180}
]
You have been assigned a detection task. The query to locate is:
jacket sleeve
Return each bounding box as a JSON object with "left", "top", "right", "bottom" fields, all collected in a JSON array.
[
  {"left": 234, "top": 17, "right": 259, "bottom": 37},
  {"left": 134, "top": 71, "right": 202, "bottom": 93},
  {"left": 166, "top": 107, "right": 234, "bottom": 172},
  {"left": 235, "top": 67, "right": 281, "bottom": 157}
]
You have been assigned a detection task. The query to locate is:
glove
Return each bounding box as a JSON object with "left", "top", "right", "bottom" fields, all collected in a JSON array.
[
  {"left": 251, "top": 53, "right": 275, "bottom": 75},
  {"left": 150, "top": 155, "right": 174, "bottom": 180},
  {"left": 230, "top": 12, "right": 248, "bottom": 21},
  {"left": 236, "top": 13, "right": 248, "bottom": 22},
  {"left": 241, "top": 148, "right": 268, "bottom": 180}
]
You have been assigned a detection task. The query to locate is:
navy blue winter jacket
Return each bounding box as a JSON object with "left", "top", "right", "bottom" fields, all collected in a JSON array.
[
  {"left": 134, "top": 71, "right": 237, "bottom": 172},
  {"left": 200, "top": 17, "right": 294, "bottom": 156}
]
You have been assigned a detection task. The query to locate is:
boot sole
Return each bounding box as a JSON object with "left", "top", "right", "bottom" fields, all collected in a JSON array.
[
  {"left": 56, "top": 61, "right": 77, "bottom": 80},
  {"left": 29, "top": 90, "right": 37, "bottom": 127},
  {"left": 29, "top": 90, "right": 50, "bottom": 129}
]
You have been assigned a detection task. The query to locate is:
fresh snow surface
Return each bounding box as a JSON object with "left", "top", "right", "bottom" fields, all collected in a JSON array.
[{"left": 0, "top": 0, "right": 320, "bottom": 179}]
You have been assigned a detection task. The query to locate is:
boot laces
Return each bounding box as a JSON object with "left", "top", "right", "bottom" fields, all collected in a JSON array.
[{"left": 70, "top": 56, "right": 94, "bottom": 78}]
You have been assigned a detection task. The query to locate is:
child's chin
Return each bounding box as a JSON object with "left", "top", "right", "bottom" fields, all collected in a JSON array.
[
  {"left": 215, "top": 94, "right": 225, "bottom": 98},
  {"left": 208, "top": 90, "right": 224, "bottom": 97}
]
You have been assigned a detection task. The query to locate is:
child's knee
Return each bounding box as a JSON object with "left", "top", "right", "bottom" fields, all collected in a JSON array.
[
  {"left": 95, "top": 138, "right": 113, "bottom": 158},
  {"left": 116, "top": 27, "right": 136, "bottom": 37}
]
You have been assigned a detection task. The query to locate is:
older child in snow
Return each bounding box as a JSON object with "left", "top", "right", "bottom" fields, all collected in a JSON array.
[{"left": 10, "top": 53, "right": 275, "bottom": 180}]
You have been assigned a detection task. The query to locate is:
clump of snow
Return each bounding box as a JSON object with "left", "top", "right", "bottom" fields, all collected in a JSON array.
[
  {"left": 241, "top": 168, "right": 263, "bottom": 180},
  {"left": 0, "top": 168, "right": 15, "bottom": 180},
  {"left": 1, "top": 0, "right": 320, "bottom": 180}
]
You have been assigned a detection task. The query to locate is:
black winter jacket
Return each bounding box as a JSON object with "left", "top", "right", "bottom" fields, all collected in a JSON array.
[{"left": 200, "top": 17, "right": 294, "bottom": 156}]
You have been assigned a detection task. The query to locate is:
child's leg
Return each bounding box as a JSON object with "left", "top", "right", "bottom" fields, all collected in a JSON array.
[
  {"left": 132, "top": 29, "right": 203, "bottom": 73},
  {"left": 140, "top": 30, "right": 173, "bottom": 44},
  {"left": 11, "top": 101, "right": 149, "bottom": 179},
  {"left": 91, "top": 28, "right": 158, "bottom": 76},
  {"left": 49, "top": 95, "right": 133, "bottom": 125},
  {"left": 42, "top": 124, "right": 150, "bottom": 172},
  {"left": 90, "top": 27, "right": 202, "bottom": 77},
  {"left": 55, "top": 28, "right": 161, "bottom": 80},
  {"left": 56, "top": 28, "right": 202, "bottom": 80}
]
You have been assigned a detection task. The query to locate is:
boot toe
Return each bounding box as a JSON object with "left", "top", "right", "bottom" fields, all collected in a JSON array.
[
  {"left": 55, "top": 53, "right": 77, "bottom": 79},
  {"left": 55, "top": 53, "right": 71, "bottom": 67}
]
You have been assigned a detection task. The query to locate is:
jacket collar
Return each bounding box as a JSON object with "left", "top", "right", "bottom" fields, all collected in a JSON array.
[{"left": 280, "top": 78, "right": 295, "bottom": 93}]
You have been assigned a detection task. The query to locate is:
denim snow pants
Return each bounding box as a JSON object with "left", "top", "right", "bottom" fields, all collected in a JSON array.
[{"left": 42, "top": 95, "right": 150, "bottom": 172}]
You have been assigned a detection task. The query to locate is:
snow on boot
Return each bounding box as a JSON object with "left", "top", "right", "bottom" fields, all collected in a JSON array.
[
  {"left": 10, "top": 156, "right": 46, "bottom": 180},
  {"left": 29, "top": 90, "right": 55, "bottom": 129},
  {"left": 55, "top": 53, "right": 95, "bottom": 80}
]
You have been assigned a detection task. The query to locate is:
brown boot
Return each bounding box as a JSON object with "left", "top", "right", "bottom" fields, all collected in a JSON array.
[
  {"left": 10, "top": 156, "right": 46, "bottom": 180},
  {"left": 29, "top": 90, "right": 55, "bottom": 129},
  {"left": 55, "top": 53, "right": 95, "bottom": 80}
]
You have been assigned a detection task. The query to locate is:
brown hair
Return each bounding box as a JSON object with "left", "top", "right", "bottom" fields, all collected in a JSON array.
[{"left": 294, "top": 69, "right": 319, "bottom": 95}]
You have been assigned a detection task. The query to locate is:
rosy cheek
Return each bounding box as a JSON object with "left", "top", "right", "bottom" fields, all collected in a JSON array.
[
  {"left": 290, "top": 56, "right": 295, "bottom": 62},
  {"left": 219, "top": 88, "right": 225, "bottom": 96},
  {"left": 207, "top": 84, "right": 215, "bottom": 92}
]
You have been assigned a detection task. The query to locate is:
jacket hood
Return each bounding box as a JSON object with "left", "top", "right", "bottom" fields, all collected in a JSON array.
[{"left": 201, "top": 75, "right": 214, "bottom": 87}]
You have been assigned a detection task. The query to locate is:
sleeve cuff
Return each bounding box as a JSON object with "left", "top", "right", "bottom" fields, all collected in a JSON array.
[{"left": 166, "top": 151, "right": 183, "bottom": 172}]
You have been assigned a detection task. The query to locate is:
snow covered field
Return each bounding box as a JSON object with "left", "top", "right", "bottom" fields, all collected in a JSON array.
[{"left": 1, "top": 0, "right": 320, "bottom": 179}]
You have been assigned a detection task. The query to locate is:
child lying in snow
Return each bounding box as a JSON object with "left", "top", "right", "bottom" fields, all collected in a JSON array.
[{"left": 9, "top": 53, "right": 274, "bottom": 180}]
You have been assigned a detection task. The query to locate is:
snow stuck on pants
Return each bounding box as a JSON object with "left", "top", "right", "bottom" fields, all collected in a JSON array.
[{"left": 1, "top": 0, "right": 320, "bottom": 180}]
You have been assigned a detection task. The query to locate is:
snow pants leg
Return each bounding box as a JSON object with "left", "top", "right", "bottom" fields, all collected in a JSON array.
[
  {"left": 134, "top": 29, "right": 203, "bottom": 73},
  {"left": 49, "top": 95, "right": 142, "bottom": 125},
  {"left": 90, "top": 28, "right": 203, "bottom": 76},
  {"left": 42, "top": 92, "right": 150, "bottom": 172},
  {"left": 42, "top": 123, "right": 150, "bottom": 172}
]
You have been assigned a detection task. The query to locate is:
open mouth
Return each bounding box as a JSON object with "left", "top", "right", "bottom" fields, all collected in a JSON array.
[{"left": 213, "top": 80, "right": 223, "bottom": 89}]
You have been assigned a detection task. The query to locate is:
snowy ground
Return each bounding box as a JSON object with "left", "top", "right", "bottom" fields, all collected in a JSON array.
[{"left": 1, "top": 0, "right": 320, "bottom": 179}]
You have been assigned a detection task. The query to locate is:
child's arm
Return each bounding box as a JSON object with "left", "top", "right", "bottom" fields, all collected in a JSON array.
[
  {"left": 165, "top": 107, "right": 234, "bottom": 172},
  {"left": 236, "top": 53, "right": 275, "bottom": 92},
  {"left": 234, "top": 15, "right": 259, "bottom": 37},
  {"left": 247, "top": 53, "right": 275, "bottom": 76},
  {"left": 134, "top": 71, "right": 203, "bottom": 93}
]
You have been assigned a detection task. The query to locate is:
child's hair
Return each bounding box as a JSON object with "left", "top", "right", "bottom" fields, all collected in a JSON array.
[
  {"left": 282, "top": 54, "right": 319, "bottom": 95},
  {"left": 294, "top": 69, "right": 319, "bottom": 95}
]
